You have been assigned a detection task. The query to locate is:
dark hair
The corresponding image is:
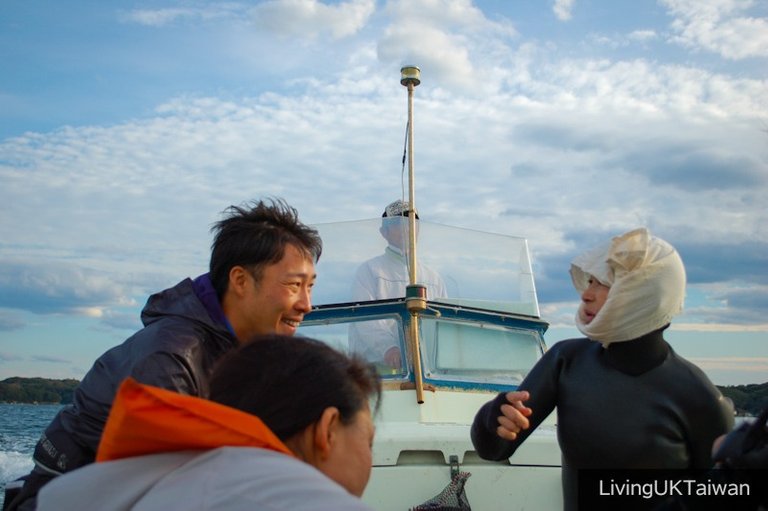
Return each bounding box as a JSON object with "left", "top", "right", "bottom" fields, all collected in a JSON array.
[
  {"left": 209, "top": 198, "right": 322, "bottom": 299},
  {"left": 209, "top": 335, "right": 382, "bottom": 441}
]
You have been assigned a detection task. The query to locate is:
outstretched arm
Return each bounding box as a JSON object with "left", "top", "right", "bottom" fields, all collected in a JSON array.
[
  {"left": 471, "top": 391, "right": 533, "bottom": 460},
  {"left": 471, "top": 340, "right": 570, "bottom": 461}
]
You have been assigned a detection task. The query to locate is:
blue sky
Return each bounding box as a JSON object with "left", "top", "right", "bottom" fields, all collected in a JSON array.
[{"left": 0, "top": 0, "right": 766, "bottom": 385}]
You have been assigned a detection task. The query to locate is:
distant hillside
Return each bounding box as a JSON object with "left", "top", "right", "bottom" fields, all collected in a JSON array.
[
  {"left": 1, "top": 377, "right": 765, "bottom": 414},
  {"left": 0, "top": 377, "right": 80, "bottom": 404},
  {"left": 717, "top": 382, "right": 768, "bottom": 417}
]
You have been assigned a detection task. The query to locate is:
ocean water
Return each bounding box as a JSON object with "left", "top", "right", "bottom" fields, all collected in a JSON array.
[{"left": 0, "top": 403, "right": 62, "bottom": 509}]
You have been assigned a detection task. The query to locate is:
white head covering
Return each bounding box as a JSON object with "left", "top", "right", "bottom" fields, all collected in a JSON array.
[
  {"left": 383, "top": 199, "right": 410, "bottom": 217},
  {"left": 570, "top": 227, "right": 686, "bottom": 346}
]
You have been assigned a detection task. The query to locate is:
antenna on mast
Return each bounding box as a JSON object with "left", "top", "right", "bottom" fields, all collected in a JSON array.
[
  {"left": 400, "top": 65, "right": 422, "bottom": 296},
  {"left": 400, "top": 65, "right": 426, "bottom": 404}
]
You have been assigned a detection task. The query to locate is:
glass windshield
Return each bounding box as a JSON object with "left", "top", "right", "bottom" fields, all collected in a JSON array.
[
  {"left": 310, "top": 219, "right": 540, "bottom": 317},
  {"left": 299, "top": 313, "right": 409, "bottom": 378},
  {"left": 298, "top": 303, "right": 547, "bottom": 388},
  {"left": 420, "top": 317, "right": 542, "bottom": 386}
]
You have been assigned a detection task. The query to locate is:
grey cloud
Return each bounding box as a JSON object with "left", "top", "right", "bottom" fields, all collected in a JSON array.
[
  {"left": 676, "top": 240, "right": 768, "bottom": 285},
  {"left": 513, "top": 122, "right": 610, "bottom": 153},
  {"left": 502, "top": 206, "right": 558, "bottom": 219},
  {"left": 631, "top": 148, "right": 767, "bottom": 191},
  {"left": 0, "top": 352, "right": 23, "bottom": 363},
  {"left": 0, "top": 261, "right": 132, "bottom": 315},
  {"left": 31, "top": 355, "right": 71, "bottom": 364},
  {"left": 683, "top": 305, "right": 766, "bottom": 326},
  {"left": 723, "top": 288, "right": 768, "bottom": 311},
  {"left": 0, "top": 312, "right": 25, "bottom": 331},
  {"left": 687, "top": 286, "right": 768, "bottom": 325},
  {"left": 515, "top": 125, "right": 767, "bottom": 194},
  {"left": 532, "top": 253, "right": 580, "bottom": 304},
  {"left": 100, "top": 311, "right": 143, "bottom": 331}
]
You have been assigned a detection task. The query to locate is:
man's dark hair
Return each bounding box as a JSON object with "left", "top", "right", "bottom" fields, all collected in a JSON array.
[
  {"left": 209, "top": 335, "right": 382, "bottom": 441},
  {"left": 209, "top": 198, "right": 322, "bottom": 299}
]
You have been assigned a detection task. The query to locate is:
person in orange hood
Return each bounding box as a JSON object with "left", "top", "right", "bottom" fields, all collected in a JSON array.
[{"left": 36, "top": 335, "right": 381, "bottom": 511}]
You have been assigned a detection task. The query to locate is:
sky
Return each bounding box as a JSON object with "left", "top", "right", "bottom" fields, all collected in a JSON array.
[{"left": 0, "top": 0, "right": 766, "bottom": 386}]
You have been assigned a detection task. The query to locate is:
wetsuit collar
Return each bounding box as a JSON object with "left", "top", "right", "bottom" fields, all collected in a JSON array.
[{"left": 603, "top": 326, "right": 670, "bottom": 376}]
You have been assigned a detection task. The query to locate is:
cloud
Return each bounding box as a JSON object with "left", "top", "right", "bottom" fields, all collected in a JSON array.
[
  {"left": 9, "top": 75, "right": 756, "bottom": 318},
  {"left": 687, "top": 356, "right": 768, "bottom": 373},
  {"left": 378, "top": 23, "right": 477, "bottom": 89},
  {"left": 0, "top": 352, "right": 23, "bottom": 363},
  {"left": 377, "top": 0, "right": 517, "bottom": 92},
  {"left": 661, "top": 0, "right": 768, "bottom": 60},
  {"left": 121, "top": 5, "right": 241, "bottom": 27},
  {"left": 629, "top": 30, "right": 658, "bottom": 42},
  {"left": 0, "top": 10, "right": 765, "bottom": 342},
  {"left": 0, "top": 260, "right": 139, "bottom": 316},
  {"left": 30, "top": 355, "right": 71, "bottom": 365},
  {"left": 677, "top": 242, "right": 768, "bottom": 285},
  {"left": 591, "top": 30, "right": 659, "bottom": 50},
  {"left": 553, "top": 0, "right": 575, "bottom": 21},
  {"left": 678, "top": 282, "right": 768, "bottom": 327},
  {"left": 385, "top": 0, "right": 514, "bottom": 33},
  {"left": 0, "top": 312, "right": 25, "bottom": 331},
  {"left": 673, "top": 323, "right": 768, "bottom": 332},
  {"left": 630, "top": 148, "right": 767, "bottom": 191},
  {"left": 251, "top": 0, "right": 376, "bottom": 39},
  {"left": 100, "top": 310, "right": 143, "bottom": 331}
]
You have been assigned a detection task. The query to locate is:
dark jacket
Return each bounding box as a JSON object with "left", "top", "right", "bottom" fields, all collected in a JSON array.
[{"left": 33, "top": 275, "right": 238, "bottom": 475}]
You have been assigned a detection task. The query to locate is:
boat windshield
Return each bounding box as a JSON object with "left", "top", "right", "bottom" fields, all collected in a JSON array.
[
  {"left": 309, "top": 218, "right": 539, "bottom": 316},
  {"left": 299, "top": 219, "right": 546, "bottom": 389}
]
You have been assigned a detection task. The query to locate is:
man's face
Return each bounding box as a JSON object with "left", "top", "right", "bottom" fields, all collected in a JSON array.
[{"left": 243, "top": 244, "right": 316, "bottom": 337}]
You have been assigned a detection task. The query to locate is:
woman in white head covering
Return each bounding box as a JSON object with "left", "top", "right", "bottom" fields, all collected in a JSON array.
[
  {"left": 570, "top": 227, "right": 686, "bottom": 345},
  {"left": 471, "top": 228, "right": 734, "bottom": 511}
]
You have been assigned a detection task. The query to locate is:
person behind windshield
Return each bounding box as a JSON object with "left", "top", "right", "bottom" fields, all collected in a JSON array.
[
  {"left": 36, "top": 335, "right": 381, "bottom": 511},
  {"left": 471, "top": 228, "right": 734, "bottom": 511},
  {"left": 349, "top": 199, "right": 446, "bottom": 369}
]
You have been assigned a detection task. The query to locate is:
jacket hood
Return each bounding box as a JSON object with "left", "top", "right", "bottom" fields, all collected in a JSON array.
[
  {"left": 97, "top": 378, "right": 293, "bottom": 462},
  {"left": 140, "top": 278, "right": 221, "bottom": 330}
]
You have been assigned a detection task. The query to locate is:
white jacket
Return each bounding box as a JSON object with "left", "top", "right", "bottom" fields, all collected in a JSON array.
[
  {"left": 349, "top": 246, "right": 446, "bottom": 361},
  {"left": 38, "top": 447, "right": 373, "bottom": 511}
]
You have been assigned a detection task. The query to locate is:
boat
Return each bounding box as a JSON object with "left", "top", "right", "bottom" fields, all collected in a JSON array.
[{"left": 297, "top": 67, "right": 563, "bottom": 510}]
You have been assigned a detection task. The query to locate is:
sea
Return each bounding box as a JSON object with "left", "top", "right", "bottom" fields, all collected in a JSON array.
[
  {"left": 0, "top": 403, "right": 62, "bottom": 509},
  {"left": 0, "top": 403, "right": 758, "bottom": 509}
]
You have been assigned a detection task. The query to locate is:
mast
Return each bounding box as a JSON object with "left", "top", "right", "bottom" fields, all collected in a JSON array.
[{"left": 400, "top": 66, "right": 426, "bottom": 404}]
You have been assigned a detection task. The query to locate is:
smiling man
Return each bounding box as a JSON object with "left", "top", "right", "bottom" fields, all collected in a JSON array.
[{"left": 4, "top": 198, "right": 322, "bottom": 511}]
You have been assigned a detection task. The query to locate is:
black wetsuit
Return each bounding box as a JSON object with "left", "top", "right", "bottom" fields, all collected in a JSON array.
[{"left": 471, "top": 328, "right": 734, "bottom": 511}]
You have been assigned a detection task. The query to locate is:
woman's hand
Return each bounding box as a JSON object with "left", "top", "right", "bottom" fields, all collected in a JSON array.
[{"left": 496, "top": 390, "right": 532, "bottom": 441}]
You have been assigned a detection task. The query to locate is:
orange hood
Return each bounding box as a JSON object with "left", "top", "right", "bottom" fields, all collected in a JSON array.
[{"left": 97, "top": 378, "right": 293, "bottom": 462}]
